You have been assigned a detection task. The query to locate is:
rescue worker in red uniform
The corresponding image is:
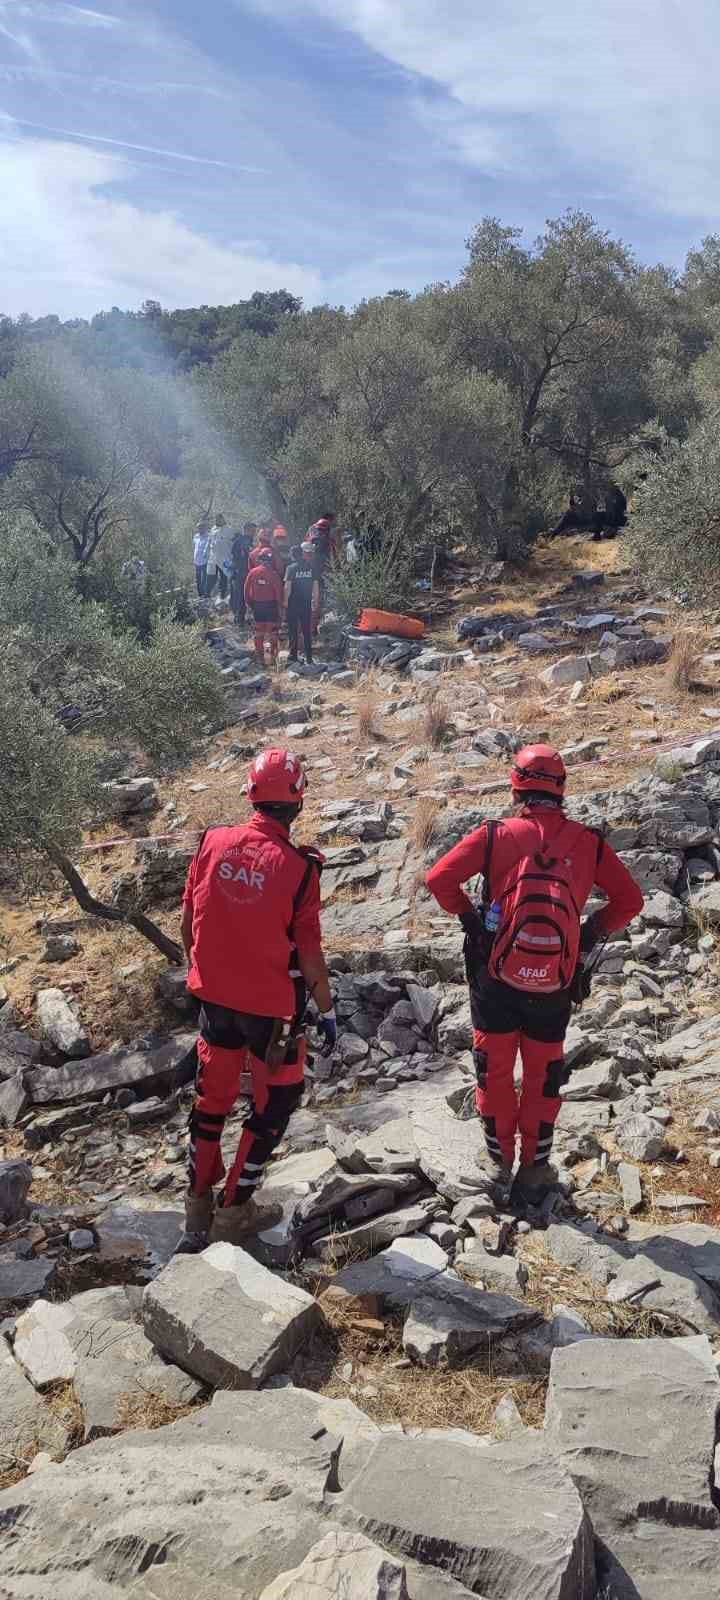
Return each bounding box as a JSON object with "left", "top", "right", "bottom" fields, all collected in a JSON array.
[
  {"left": 178, "top": 749, "right": 336, "bottom": 1251},
  {"left": 244, "top": 548, "right": 284, "bottom": 665},
  {"left": 426, "top": 745, "right": 644, "bottom": 1204}
]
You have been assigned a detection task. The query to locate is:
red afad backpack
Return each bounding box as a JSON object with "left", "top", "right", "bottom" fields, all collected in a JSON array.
[{"left": 486, "top": 818, "right": 589, "bottom": 994}]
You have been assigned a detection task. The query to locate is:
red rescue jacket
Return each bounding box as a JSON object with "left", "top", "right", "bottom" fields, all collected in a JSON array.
[
  {"left": 183, "top": 815, "right": 323, "bottom": 1017},
  {"left": 244, "top": 563, "right": 284, "bottom": 613},
  {"left": 426, "top": 806, "right": 644, "bottom": 937}
]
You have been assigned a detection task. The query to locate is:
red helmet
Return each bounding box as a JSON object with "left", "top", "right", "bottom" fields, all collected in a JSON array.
[
  {"left": 511, "top": 744, "right": 566, "bottom": 797},
  {"left": 247, "top": 749, "right": 308, "bottom": 805}
]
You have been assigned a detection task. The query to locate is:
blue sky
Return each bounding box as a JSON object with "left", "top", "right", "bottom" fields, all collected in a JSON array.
[{"left": 0, "top": 0, "right": 718, "bottom": 317}]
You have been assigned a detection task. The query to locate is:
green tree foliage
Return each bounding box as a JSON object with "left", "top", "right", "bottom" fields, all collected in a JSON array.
[{"left": 627, "top": 411, "right": 720, "bottom": 597}]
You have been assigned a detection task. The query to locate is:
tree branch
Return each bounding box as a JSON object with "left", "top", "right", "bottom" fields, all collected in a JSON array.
[{"left": 46, "top": 843, "right": 183, "bottom": 964}]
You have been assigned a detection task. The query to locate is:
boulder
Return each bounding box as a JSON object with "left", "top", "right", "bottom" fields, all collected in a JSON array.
[
  {"left": 68, "top": 1314, "right": 202, "bottom": 1440},
  {"left": 639, "top": 891, "right": 685, "bottom": 929},
  {"left": 36, "top": 988, "right": 90, "bottom": 1058},
  {"left": 0, "top": 1157, "right": 32, "bottom": 1223},
  {"left": 0, "top": 1072, "right": 30, "bottom": 1127},
  {"left": 94, "top": 1201, "right": 184, "bottom": 1272},
  {"left": 403, "top": 1283, "right": 539, "bottom": 1367},
  {"left": 618, "top": 1162, "right": 643, "bottom": 1213},
  {"left": 330, "top": 1236, "right": 449, "bottom": 1309},
  {"left": 26, "top": 1031, "right": 196, "bottom": 1105},
  {"left": 540, "top": 655, "right": 591, "bottom": 689},
  {"left": 260, "top": 1531, "right": 410, "bottom": 1600},
  {"left": 102, "top": 776, "right": 159, "bottom": 817},
  {"left": 546, "top": 1335, "right": 720, "bottom": 1598},
  {"left": 310, "top": 1199, "right": 443, "bottom": 1263},
  {"left": 342, "top": 1431, "right": 594, "bottom": 1599},
  {"left": 143, "top": 1241, "right": 323, "bottom": 1388},
  {"left": 0, "top": 1256, "right": 56, "bottom": 1302},
  {"left": 614, "top": 1111, "right": 666, "bottom": 1161},
  {"left": 0, "top": 1386, "right": 377, "bottom": 1599},
  {"left": 687, "top": 880, "right": 720, "bottom": 925},
  {"left": 563, "top": 1059, "right": 621, "bottom": 1100},
  {"left": 410, "top": 1098, "right": 498, "bottom": 1203},
  {"left": 458, "top": 1245, "right": 529, "bottom": 1295},
  {"left": 0, "top": 1337, "right": 69, "bottom": 1469},
  {"left": 13, "top": 1300, "right": 77, "bottom": 1389}
]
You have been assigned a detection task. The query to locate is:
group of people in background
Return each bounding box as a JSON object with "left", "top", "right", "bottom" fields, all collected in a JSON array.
[{"left": 192, "top": 511, "right": 340, "bottom": 668}]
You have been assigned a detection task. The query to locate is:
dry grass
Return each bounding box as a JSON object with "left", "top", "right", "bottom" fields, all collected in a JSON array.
[
  {"left": 587, "top": 674, "right": 628, "bottom": 705},
  {"left": 420, "top": 690, "right": 452, "bottom": 749},
  {"left": 116, "top": 1386, "right": 202, "bottom": 1433},
  {"left": 519, "top": 1238, "right": 692, "bottom": 1338},
  {"left": 357, "top": 674, "right": 381, "bottom": 741},
  {"left": 667, "top": 624, "right": 713, "bottom": 695},
  {"left": 293, "top": 1293, "right": 547, "bottom": 1435},
  {"left": 0, "top": 1382, "right": 84, "bottom": 1490},
  {"left": 409, "top": 795, "right": 441, "bottom": 853}
]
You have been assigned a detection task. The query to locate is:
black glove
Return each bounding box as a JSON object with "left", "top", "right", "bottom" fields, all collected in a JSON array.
[
  {"left": 459, "top": 909, "right": 485, "bottom": 940},
  {"left": 316, "top": 1009, "right": 338, "bottom": 1056},
  {"left": 579, "top": 911, "right": 604, "bottom": 956}
]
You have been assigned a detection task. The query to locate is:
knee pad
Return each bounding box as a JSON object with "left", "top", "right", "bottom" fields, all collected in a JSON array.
[
  {"left": 543, "top": 1058, "right": 570, "bottom": 1098},
  {"left": 473, "top": 1047, "right": 488, "bottom": 1092}
]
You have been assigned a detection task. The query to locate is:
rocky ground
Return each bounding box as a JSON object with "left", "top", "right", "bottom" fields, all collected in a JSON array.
[{"left": 1, "top": 538, "right": 720, "bottom": 1598}]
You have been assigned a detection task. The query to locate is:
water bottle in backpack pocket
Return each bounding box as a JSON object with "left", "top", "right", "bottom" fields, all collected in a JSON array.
[{"left": 488, "top": 821, "right": 585, "bottom": 994}]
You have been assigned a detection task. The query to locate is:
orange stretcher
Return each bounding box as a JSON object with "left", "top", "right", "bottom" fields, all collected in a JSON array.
[{"left": 357, "top": 608, "right": 425, "bottom": 639}]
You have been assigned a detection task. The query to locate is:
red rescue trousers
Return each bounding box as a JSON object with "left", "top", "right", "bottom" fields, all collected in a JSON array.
[
  {"left": 473, "top": 1027, "right": 566, "bottom": 1167},
  {"left": 254, "top": 622, "right": 279, "bottom": 663},
  {"left": 469, "top": 971, "right": 571, "bottom": 1168},
  {"left": 188, "top": 1005, "right": 305, "bottom": 1206}
]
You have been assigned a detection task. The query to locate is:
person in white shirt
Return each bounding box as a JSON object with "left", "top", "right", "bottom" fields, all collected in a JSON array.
[{"left": 208, "top": 514, "right": 234, "bottom": 600}]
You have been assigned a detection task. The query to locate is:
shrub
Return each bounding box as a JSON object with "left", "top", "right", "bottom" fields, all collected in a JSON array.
[{"left": 327, "top": 546, "right": 415, "bottom": 626}]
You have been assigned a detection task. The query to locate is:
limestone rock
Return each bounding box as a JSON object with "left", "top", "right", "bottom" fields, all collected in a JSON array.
[
  {"left": 410, "top": 1098, "right": 497, "bottom": 1203},
  {"left": 618, "top": 1162, "right": 643, "bottom": 1213},
  {"left": 0, "top": 1072, "right": 30, "bottom": 1127},
  {"left": 260, "top": 1531, "right": 410, "bottom": 1600},
  {"left": 403, "top": 1283, "right": 539, "bottom": 1368},
  {"left": 614, "top": 1111, "right": 666, "bottom": 1161},
  {"left": 540, "top": 654, "right": 591, "bottom": 690},
  {"left": 342, "top": 1431, "right": 594, "bottom": 1599},
  {"left": 546, "top": 1335, "right": 720, "bottom": 1598},
  {"left": 36, "top": 987, "right": 90, "bottom": 1058},
  {"left": 143, "top": 1241, "right": 323, "bottom": 1388},
  {"left": 94, "top": 1202, "right": 184, "bottom": 1272},
  {"left": 69, "top": 1314, "right": 202, "bottom": 1440},
  {"left": 0, "top": 1337, "right": 68, "bottom": 1469},
  {"left": 0, "top": 1157, "right": 32, "bottom": 1223},
  {"left": 0, "top": 1255, "right": 56, "bottom": 1302},
  {"left": 13, "top": 1300, "right": 77, "bottom": 1389},
  {"left": 26, "top": 1031, "right": 196, "bottom": 1106}
]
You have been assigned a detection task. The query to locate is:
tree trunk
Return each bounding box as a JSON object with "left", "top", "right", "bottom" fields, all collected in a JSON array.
[
  {"left": 264, "top": 476, "right": 289, "bottom": 527},
  {"left": 46, "top": 844, "right": 184, "bottom": 965}
]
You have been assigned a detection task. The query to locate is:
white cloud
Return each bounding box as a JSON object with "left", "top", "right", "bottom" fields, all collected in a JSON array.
[
  {"left": 0, "top": 137, "right": 323, "bottom": 316},
  {"left": 253, "top": 0, "right": 720, "bottom": 220}
]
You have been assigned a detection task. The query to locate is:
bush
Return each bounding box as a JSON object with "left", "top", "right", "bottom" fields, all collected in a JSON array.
[
  {"left": 628, "top": 412, "right": 720, "bottom": 600},
  {"left": 328, "top": 547, "right": 415, "bottom": 626},
  {"left": 0, "top": 673, "right": 104, "bottom": 855},
  {"left": 106, "top": 615, "right": 226, "bottom": 760}
]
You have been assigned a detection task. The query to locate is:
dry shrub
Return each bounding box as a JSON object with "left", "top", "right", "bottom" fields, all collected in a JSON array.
[
  {"left": 421, "top": 690, "right": 452, "bottom": 749},
  {"left": 588, "top": 675, "right": 626, "bottom": 704},
  {"left": 410, "top": 795, "right": 440, "bottom": 853},
  {"left": 356, "top": 673, "right": 380, "bottom": 740},
  {"left": 668, "top": 625, "right": 711, "bottom": 695}
]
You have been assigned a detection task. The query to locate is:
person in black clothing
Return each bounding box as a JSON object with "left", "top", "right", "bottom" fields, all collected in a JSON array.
[
  {"left": 284, "top": 541, "right": 318, "bottom": 664},
  {"left": 231, "top": 521, "right": 256, "bottom": 623}
]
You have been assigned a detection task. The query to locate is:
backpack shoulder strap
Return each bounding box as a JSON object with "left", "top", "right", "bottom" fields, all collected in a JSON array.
[{"left": 481, "top": 818, "right": 497, "bottom": 907}]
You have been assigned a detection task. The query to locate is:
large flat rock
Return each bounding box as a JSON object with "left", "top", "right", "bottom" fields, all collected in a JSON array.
[
  {"left": 0, "top": 1336, "right": 69, "bottom": 1469},
  {"left": 546, "top": 1335, "right": 720, "bottom": 1598},
  {"left": 403, "top": 1284, "right": 540, "bottom": 1368},
  {"left": 26, "top": 1032, "right": 196, "bottom": 1105},
  {"left": 143, "top": 1241, "right": 324, "bottom": 1388},
  {"left": 410, "top": 1098, "right": 498, "bottom": 1203},
  {"left": 340, "top": 1431, "right": 595, "bottom": 1599},
  {"left": 0, "top": 1386, "right": 380, "bottom": 1599}
]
